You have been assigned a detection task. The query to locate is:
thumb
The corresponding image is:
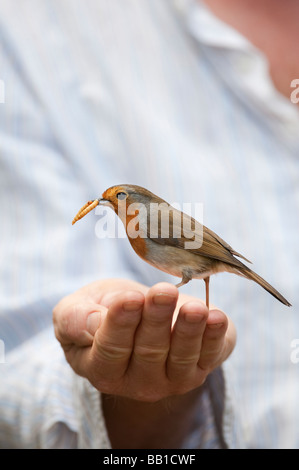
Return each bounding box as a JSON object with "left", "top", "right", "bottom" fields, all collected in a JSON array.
[
  {"left": 86, "top": 309, "right": 104, "bottom": 336},
  {"left": 53, "top": 300, "right": 107, "bottom": 347}
]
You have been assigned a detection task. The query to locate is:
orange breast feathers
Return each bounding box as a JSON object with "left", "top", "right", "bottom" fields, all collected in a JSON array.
[{"left": 124, "top": 209, "right": 148, "bottom": 259}]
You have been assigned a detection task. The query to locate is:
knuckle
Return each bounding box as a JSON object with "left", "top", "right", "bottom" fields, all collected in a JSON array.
[
  {"left": 94, "top": 340, "right": 132, "bottom": 362},
  {"left": 133, "top": 344, "right": 168, "bottom": 364},
  {"left": 202, "top": 342, "right": 223, "bottom": 357},
  {"left": 175, "top": 327, "right": 202, "bottom": 342},
  {"left": 169, "top": 353, "right": 199, "bottom": 366}
]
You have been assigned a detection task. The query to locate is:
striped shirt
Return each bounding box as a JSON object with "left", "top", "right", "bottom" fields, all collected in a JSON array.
[{"left": 0, "top": 0, "right": 298, "bottom": 448}]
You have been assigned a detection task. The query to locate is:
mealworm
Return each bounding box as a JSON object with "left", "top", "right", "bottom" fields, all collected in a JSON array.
[{"left": 72, "top": 199, "right": 99, "bottom": 225}]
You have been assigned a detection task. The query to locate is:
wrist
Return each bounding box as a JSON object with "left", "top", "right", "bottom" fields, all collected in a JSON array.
[{"left": 102, "top": 386, "right": 205, "bottom": 449}]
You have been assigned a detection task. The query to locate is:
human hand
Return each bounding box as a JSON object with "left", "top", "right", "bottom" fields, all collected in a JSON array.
[{"left": 53, "top": 279, "right": 236, "bottom": 402}]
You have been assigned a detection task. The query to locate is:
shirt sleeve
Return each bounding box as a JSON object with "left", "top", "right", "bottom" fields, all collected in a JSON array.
[{"left": 0, "top": 328, "right": 76, "bottom": 448}]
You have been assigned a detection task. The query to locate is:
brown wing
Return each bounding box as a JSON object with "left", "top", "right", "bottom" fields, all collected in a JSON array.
[
  {"left": 147, "top": 204, "right": 251, "bottom": 270},
  {"left": 200, "top": 225, "right": 252, "bottom": 264}
]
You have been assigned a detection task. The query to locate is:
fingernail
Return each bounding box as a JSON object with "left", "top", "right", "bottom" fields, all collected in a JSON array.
[
  {"left": 122, "top": 301, "right": 143, "bottom": 312},
  {"left": 208, "top": 322, "right": 224, "bottom": 329},
  {"left": 153, "top": 293, "right": 176, "bottom": 306},
  {"left": 86, "top": 311, "right": 101, "bottom": 335}
]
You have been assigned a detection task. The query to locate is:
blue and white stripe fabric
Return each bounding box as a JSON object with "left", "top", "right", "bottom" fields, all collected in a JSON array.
[{"left": 0, "top": 0, "right": 298, "bottom": 448}]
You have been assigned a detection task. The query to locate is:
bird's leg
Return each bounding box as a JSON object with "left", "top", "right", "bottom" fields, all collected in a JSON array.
[
  {"left": 204, "top": 276, "right": 210, "bottom": 310},
  {"left": 176, "top": 271, "right": 192, "bottom": 289}
]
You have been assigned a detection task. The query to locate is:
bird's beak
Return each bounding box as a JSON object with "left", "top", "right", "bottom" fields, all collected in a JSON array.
[{"left": 98, "top": 198, "right": 111, "bottom": 207}]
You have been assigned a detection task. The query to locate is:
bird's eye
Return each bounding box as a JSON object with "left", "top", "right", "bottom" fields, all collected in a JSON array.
[{"left": 116, "top": 192, "right": 127, "bottom": 200}]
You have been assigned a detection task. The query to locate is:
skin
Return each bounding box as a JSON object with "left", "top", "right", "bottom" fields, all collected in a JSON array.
[
  {"left": 53, "top": 279, "right": 235, "bottom": 448},
  {"left": 204, "top": 0, "right": 299, "bottom": 100},
  {"left": 53, "top": 0, "right": 297, "bottom": 448}
]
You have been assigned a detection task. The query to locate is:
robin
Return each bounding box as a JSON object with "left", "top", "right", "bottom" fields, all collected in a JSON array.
[{"left": 72, "top": 184, "right": 291, "bottom": 308}]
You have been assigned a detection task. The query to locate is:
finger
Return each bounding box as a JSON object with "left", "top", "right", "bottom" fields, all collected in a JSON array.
[
  {"left": 132, "top": 283, "right": 178, "bottom": 369},
  {"left": 53, "top": 299, "right": 106, "bottom": 347},
  {"left": 90, "top": 290, "right": 145, "bottom": 381},
  {"left": 75, "top": 279, "right": 149, "bottom": 306},
  {"left": 197, "top": 309, "right": 229, "bottom": 370},
  {"left": 167, "top": 301, "right": 209, "bottom": 383}
]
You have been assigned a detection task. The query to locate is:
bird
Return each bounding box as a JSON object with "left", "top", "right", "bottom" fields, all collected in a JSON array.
[{"left": 72, "top": 184, "right": 291, "bottom": 308}]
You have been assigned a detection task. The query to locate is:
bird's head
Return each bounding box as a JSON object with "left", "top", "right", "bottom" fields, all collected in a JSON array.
[
  {"left": 99, "top": 184, "right": 163, "bottom": 214},
  {"left": 72, "top": 185, "right": 166, "bottom": 226}
]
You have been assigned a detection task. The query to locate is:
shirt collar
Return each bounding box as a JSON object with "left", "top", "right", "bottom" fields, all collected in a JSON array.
[{"left": 186, "top": 0, "right": 253, "bottom": 51}]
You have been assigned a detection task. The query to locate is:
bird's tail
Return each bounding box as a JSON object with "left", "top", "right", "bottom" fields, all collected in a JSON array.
[{"left": 239, "top": 267, "right": 291, "bottom": 307}]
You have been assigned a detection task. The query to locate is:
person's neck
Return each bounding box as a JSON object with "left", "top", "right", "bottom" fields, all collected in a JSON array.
[{"left": 202, "top": 0, "right": 299, "bottom": 99}]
